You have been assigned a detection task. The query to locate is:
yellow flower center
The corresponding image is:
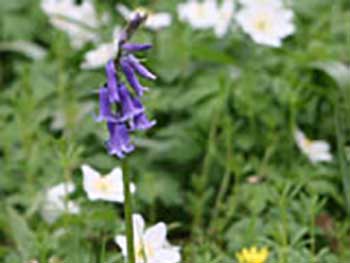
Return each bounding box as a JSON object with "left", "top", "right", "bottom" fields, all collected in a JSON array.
[
  {"left": 303, "top": 138, "right": 313, "bottom": 149},
  {"left": 236, "top": 247, "right": 269, "bottom": 263},
  {"left": 135, "top": 241, "right": 155, "bottom": 262},
  {"left": 254, "top": 17, "right": 271, "bottom": 32},
  {"left": 195, "top": 5, "right": 206, "bottom": 18},
  {"left": 94, "top": 178, "right": 113, "bottom": 194}
]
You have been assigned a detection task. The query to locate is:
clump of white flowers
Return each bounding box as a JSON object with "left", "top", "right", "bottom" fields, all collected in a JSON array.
[
  {"left": 115, "top": 214, "right": 181, "bottom": 263},
  {"left": 238, "top": 0, "right": 282, "bottom": 7},
  {"left": 177, "top": 0, "right": 295, "bottom": 46},
  {"left": 236, "top": 0, "right": 295, "bottom": 47},
  {"left": 41, "top": 182, "right": 80, "bottom": 224},
  {"left": 177, "top": 0, "right": 235, "bottom": 38},
  {"left": 295, "top": 129, "right": 333, "bottom": 163},
  {"left": 82, "top": 164, "right": 135, "bottom": 203},
  {"left": 41, "top": 0, "right": 104, "bottom": 49}
]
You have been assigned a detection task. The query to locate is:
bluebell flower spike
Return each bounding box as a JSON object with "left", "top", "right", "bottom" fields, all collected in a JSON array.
[{"left": 97, "top": 11, "right": 156, "bottom": 159}]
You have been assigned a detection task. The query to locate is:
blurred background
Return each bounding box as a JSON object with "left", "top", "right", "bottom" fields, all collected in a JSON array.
[{"left": 0, "top": 0, "right": 350, "bottom": 262}]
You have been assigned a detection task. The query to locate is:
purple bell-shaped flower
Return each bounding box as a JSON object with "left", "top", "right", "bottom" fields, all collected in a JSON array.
[
  {"left": 106, "top": 122, "right": 135, "bottom": 158},
  {"left": 118, "top": 84, "right": 144, "bottom": 121},
  {"left": 130, "top": 112, "right": 156, "bottom": 131},
  {"left": 106, "top": 60, "right": 120, "bottom": 103},
  {"left": 121, "top": 58, "right": 149, "bottom": 97}
]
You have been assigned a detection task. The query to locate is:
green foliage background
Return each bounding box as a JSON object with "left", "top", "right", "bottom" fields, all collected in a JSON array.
[{"left": 0, "top": 0, "right": 350, "bottom": 262}]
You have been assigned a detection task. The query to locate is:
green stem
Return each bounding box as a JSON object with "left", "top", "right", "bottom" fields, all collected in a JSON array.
[
  {"left": 209, "top": 117, "right": 232, "bottom": 231},
  {"left": 192, "top": 108, "right": 220, "bottom": 232},
  {"left": 122, "top": 160, "right": 136, "bottom": 263}
]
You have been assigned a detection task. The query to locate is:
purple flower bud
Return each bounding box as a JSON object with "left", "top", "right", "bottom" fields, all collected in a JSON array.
[
  {"left": 129, "top": 13, "right": 146, "bottom": 30},
  {"left": 122, "top": 43, "right": 152, "bottom": 52},
  {"left": 127, "top": 55, "right": 157, "bottom": 80},
  {"left": 130, "top": 112, "right": 156, "bottom": 131},
  {"left": 106, "top": 122, "right": 135, "bottom": 158},
  {"left": 121, "top": 58, "right": 149, "bottom": 97},
  {"left": 95, "top": 87, "right": 119, "bottom": 122},
  {"left": 118, "top": 84, "right": 144, "bottom": 121},
  {"left": 106, "top": 60, "right": 120, "bottom": 103}
]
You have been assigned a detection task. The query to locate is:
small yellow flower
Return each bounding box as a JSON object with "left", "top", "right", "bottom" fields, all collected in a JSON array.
[{"left": 236, "top": 246, "right": 269, "bottom": 263}]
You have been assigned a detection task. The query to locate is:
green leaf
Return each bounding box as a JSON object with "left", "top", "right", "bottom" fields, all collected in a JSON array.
[
  {"left": 154, "top": 26, "right": 191, "bottom": 82},
  {"left": 5, "top": 206, "right": 37, "bottom": 261},
  {"left": 0, "top": 41, "right": 47, "bottom": 60},
  {"left": 312, "top": 61, "right": 350, "bottom": 89}
]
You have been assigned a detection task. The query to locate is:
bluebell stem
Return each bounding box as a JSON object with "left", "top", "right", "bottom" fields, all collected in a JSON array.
[{"left": 95, "top": 12, "right": 156, "bottom": 263}]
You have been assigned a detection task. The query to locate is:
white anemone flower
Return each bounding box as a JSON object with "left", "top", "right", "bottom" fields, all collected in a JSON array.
[
  {"left": 81, "top": 27, "right": 121, "bottom": 70},
  {"left": 115, "top": 214, "right": 181, "bottom": 263},
  {"left": 238, "top": 0, "right": 283, "bottom": 7},
  {"left": 177, "top": 0, "right": 218, "bottom": 29},
  {"left": 82, "top": 164, "right": 135, "bottom": 203},
  {"left": 214, "top": 0, "right": 235, "bottom": 38},
  {"left": 41, "top": 0, "right": 101, "bottom": 49},
  {"left": 236, "top": 4, "right": 295, "bottom": 47},
  {"left": 116, "top": 4, "right": 172, "bottom": 31},
  {"left": 41, "top": 182, "right": 80, "bottom": 224},
  {"left": 295, "top": 129, "right": 332, "bottom": 163}
]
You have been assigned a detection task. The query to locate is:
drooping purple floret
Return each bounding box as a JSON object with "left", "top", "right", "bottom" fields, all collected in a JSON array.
[
  {"left": 127, "top": 55, "right": 156, "bottom": 80},
  {"left": 106, "top": 60, "right": 120, "bottom": 103},
  {"left": 118, "top": 84, "right": 144, "bottom": 121},
  {"left": 130, "top": 112, "right": 156, "bottom": 131},
  {"left": 122, "top": 43, "right": 152, "bottom": 52},
  {"left": 96, "top": 87, "right": 118, "bottom": 122},
  {"left": 106, "top": 122, "right": 135, "bottom": 158},
  {"left": 121, "top": 58, "right": 149, "bottom": 97}
]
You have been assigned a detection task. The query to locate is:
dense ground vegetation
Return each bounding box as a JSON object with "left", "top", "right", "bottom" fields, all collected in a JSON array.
[{"left": 0, "top": 0, "right": 350, "bottom": 262}]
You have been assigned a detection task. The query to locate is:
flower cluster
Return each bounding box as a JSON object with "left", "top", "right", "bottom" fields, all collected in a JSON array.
[
  {"left": 41, "top": 0, "right": 105, "bottom": 49},
  {"left": 177, "top": 0, "right": 235, "bottom": 38},
  {"left": 41, "top": 182, "right": 80, "bottom": 224},
  {"left": 236, "top": 0, "right": 295, "bottom": 47},
  {"left": 115, "top": 214, "right": 181, "bottom": 263},
  {"left": 82, "top": 164, "right": 136, "bottom": 202},
  {"left": 295, "top": 129, "right": 332, "bottom": 163},
  {"left": 177, "top": 0, "right": 295, "bottom": 46},
  {"left": 97, "top": 14, "right": 156, "bottom": 159}
]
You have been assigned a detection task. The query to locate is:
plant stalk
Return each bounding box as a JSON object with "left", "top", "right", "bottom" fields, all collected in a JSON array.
[{"left": 122, "top": 160, "right": 135, "bottom": 263}]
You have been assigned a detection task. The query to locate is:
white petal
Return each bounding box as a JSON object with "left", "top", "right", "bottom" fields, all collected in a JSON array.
[
  {"left": 146, "top": 13, "right": 172, "bottom": 30},
  {"left": 130, "top": 183, "right": 137, "bottom": 194},
  {"left": 81, "top": 42, "right": 117, "bottom": 70},
  {"left": 67, "top": 201, "right": 80, "bottom": 214},
  {"left": 309, "top": 152, "right": 333, "bottom": 163},
  {"left": 41, "top": 201, "right": 61, "bottom": 224},
  {"left": 108, "top": 167, "right": 123, "bottom": 181},
  {"left": 133, "top": 214, "right": 145, "bottom": 240},
  {"left": 47, "top": 182, "right": 75, "bottom": 200},
  {"left": 144, "top": 223, "right": 167, "bottom": 249},
  {"left": 82, "top": 164, "right": 102, "bottom": 200},
  {"left": 153, "top": 248, "right": 181, "bottom": 263},
  {"left": 310, "top": 141, "right": 330, "bottom": 153},
  {"left": 115, "top": 235, "right": 127, "bottom": 256},
  {"left": 116, "top": 4, "right": 132, "bottom": 20}
]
